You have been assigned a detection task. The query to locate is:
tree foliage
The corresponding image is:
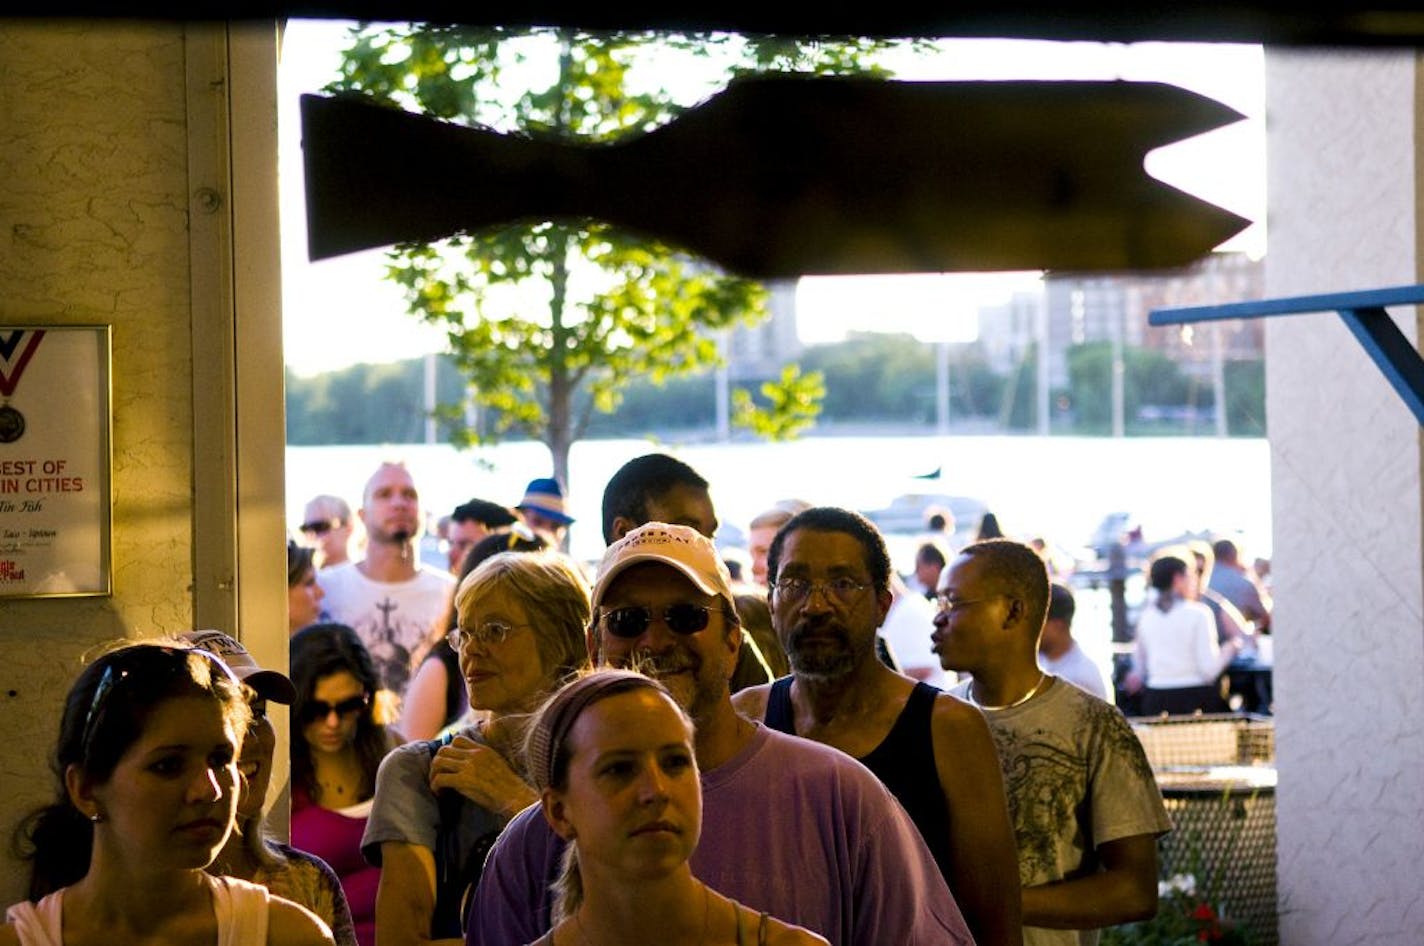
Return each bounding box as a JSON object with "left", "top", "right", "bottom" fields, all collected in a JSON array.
[{"left": 325, "top": 25, "right": 906, "bottom": 486}]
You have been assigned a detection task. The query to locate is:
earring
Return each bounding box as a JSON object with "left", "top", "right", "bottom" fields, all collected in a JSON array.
[{"left": 88, "top": 811, "right": 104, "bottom": 823}]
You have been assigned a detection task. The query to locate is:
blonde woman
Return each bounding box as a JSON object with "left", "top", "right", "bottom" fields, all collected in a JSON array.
[{"left": 526, "top": 669, "right": 827, "bottom": 946}]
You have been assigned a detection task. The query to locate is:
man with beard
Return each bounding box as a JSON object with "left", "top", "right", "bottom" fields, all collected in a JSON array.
[
  {"left": 318, "top": 461, "right": 455, "bottom": 700},
  {"left": 733, "top": 506, "right": 1021, "bottom": 946},
  {"left": 466, "top": 522, "right": 972, "bottom": 946},
  {"left": 934, "top": 538, "right": 1170, "bottom": 946}
]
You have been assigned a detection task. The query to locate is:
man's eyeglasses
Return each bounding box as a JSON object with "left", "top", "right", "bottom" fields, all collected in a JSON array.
[
  {"left": 772, "top": 577, "right": 871, "bottom": 604},
  {"left": 600, "top": 603, "right": 726, "bottom": 639},
  {"left": 934, "top": 593, "right": 1002, "bottom": 613},
  {"left": 448, "top": 621, "right": 532, "bottom": 653},
  {"left": 299, "top": 693, "right": 370, "bottom": 725},
  {"left": 300, "top": 518, "right": 345, "bottom": 536}
]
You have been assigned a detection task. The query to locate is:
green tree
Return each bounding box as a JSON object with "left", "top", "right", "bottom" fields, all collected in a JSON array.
[
  {"left": 1065, "top": 341, "right": 1199, "bottom": 433},
  {"left": 800, "top": 332, "right": 935, "bottom": 421},
  {"left": 327, "top": 26, "right": 901, "bottom": 488},
  {"left": 1224, "top": 359, "right": 1266, "bottom": 436},
  {"left": 1000, "top": 343, "right": 1039, "bottom": 431}
]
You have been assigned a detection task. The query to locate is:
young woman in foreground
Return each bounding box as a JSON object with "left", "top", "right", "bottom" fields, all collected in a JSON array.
[
  {"left": 526, "top": 669, "right": 826, "bottom": 946},
  {"left": 3, "top": 640, "right": 333, "bottom": 946}
]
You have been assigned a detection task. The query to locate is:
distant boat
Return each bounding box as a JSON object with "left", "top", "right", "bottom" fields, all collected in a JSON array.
[
  {"left": 913, "top": 466, "right": 942, "bottom": 480},
  {"left": 861, "top": 492, "right": 988, "bottom": 537}
]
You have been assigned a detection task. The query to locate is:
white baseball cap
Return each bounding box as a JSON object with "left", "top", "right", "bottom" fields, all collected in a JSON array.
[{"left": 591, "top": 522, "right": 735, "bottom": 610}]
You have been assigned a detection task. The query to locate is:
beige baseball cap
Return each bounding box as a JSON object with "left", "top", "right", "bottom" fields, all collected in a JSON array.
[
  {"left": 180, "top": 629, "right": 297, "bottom": 705},
  {"left": 591, "top": 521, "right": 735, "bottom": 610}
]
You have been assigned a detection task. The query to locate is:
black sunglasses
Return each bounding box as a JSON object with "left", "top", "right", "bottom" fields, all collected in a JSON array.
[
  {"left": 83, "top": 646, "right": 238, "bottom": 750},
  {"left": 299, "top": 518, "right": 344, "bottom": 536},
  {"left": 299, "top": 693, "right": 369, "bottom": 725},
  {"left": 601, "top": 603, "right": 726, "bottom": 639}
]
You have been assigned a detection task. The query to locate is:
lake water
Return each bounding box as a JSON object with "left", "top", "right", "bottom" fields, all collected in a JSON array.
[
  {"left": 287, "top": 434, "right": 1271, "bottom": 569},
  {"left": 287, "top": 434, "right": 1272, "bottom": 695}
]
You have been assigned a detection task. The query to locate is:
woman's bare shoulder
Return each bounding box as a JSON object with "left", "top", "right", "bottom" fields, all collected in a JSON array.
[{"left": 268, "top": 896, "right": 335, "bottom": 946}]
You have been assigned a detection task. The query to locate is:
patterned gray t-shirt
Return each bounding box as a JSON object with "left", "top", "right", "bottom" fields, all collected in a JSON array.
[{"left": 951, "top": 676, "right": 1172, "bottom": 946}]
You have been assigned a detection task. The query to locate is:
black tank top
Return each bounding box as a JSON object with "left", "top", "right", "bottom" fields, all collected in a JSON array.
[{"left": 764, "top": 677, "right": 953, "bottom": 881}]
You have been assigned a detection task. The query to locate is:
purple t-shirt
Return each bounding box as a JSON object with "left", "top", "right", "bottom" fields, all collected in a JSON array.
[{"left": 467, "top": 723, "right": 972, "bottom": 946}]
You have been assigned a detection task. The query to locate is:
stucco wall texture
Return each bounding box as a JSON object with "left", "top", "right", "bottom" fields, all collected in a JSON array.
[
  {"left": 1264, "top": 49, "right": 1424, "bottom": 944},
  {"left": 0, "top": 22, "right": 197, "bottom": 900}
]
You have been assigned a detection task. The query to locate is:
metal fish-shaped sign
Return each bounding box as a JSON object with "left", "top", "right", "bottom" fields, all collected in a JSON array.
[{"left": 302, "top": 74, "right": 1248, "bottom": 277}]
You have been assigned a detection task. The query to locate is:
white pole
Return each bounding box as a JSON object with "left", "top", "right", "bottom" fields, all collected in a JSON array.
[
  {"left": 1213, "top": 322, "right": 1229, "bottom": 436},
  {"left": 424, "top": 351, "right": 437, "bottom": 444},
  {"left": 716, "top": 330, "right": 731, "bottom": 442},
  {"left": 937, "top": 340, "right": 951, "bottom": 435},
  {"left": 1036, "top": 291, "right": 1050, "bottom": 435},
  {"left": 1111, "top": 306, "right": 1125, "bottom": 438}
]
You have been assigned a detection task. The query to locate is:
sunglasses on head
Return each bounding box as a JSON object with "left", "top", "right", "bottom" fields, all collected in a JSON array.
[
  {"left": 299, "top": 518, "right": 344, "bottom": 536},
  {"left": 83, "top": 646, "right": 239, "bottom": 748},
  {"left": 299, "top": 693, "right": 369, "bottom": 725},
  {"left": 601, "top": 603, "right": 726, "bottom": 639}
]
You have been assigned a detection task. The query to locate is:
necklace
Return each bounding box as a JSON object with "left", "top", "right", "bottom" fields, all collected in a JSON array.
[
  {"left": 571, "top": 881, "right": 712, "bottom": 945},
  {"left": 968, "top": 672, "right": 1048, "bottom": 711}
]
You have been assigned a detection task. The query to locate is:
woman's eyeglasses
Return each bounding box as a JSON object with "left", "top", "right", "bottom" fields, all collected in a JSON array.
[
  {"left": 600, "top": 603, "right": 726, "bottom": 639},
  {"left": 447, "top": 621, "right": 531, "bottom": 653},
  {"left": 299, "top": 693, "right": 370, "bottom": 725}
]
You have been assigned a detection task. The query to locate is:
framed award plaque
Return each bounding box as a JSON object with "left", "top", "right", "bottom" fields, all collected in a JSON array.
[{"left": 0, "top": 325, "right": 112, "bottom": 598}]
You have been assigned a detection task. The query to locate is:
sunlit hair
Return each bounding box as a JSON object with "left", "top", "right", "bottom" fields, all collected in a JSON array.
[
  {"left": 747, "top": 498, "right": 812, "bottom": 533},
  {"left": 17, "top": 640, "right": 251, "bottom": 899},
  {"left": 289, "top": 623, "right": 392, "bottom": 805},
  {"left": 957, "top": 538, "right": 1052, "bottom": 635},
  {"left": 456, "top": 550, "right": 592, "bottom": 684},
  {"left": 524, "top": 668, "right": 694, "bottom": 924},
  {"left": 445, "top": 526, "right": 551, "bottom": 633},
  {"left": 1186, "top": 538, "right": 1215, "bottom": 586},
  {"left": 766, "top": 506, "right": 893, "bottom": 597},
  {"left": 305, "top": 493, "right": 351, "bottom": 522}
]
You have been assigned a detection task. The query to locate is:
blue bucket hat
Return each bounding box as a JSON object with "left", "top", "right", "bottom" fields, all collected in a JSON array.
[{"left": 516, "top": 476, "right": 575, "bottom": 525}]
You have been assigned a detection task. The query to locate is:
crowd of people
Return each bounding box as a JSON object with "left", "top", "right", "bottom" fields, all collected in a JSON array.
[{"left": 3, "top": 449, "right": 1278, "bottom": 946}]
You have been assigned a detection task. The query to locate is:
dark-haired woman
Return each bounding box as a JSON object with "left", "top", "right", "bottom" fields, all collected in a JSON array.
[
  {"left": 290, "top": 624, "right": 398, "bottom": 946},
  {"left": 1134, "top": 554, "right": 1241, "bottom": 715},
  {"left": 3, "top": 641, "right": 332, "bottom": 945},
  {"left": 289, "top": 540, "right": 326, "bottom": 636}
]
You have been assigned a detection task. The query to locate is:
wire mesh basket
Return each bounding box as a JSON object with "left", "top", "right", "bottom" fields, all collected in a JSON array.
[
  {"left": 1128, "top": 713, "right": 1278, "bottom": 945},
  {"left": 1129, "top": 712, "right": 1275, "bottom": 771}
]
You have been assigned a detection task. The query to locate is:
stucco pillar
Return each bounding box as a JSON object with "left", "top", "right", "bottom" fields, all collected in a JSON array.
[
  {"left": 0, "top": 21, "right": 285, "bottom": 899},
  {"left": 1265, "top": 49, "right": 1424, "bottom": 943}
]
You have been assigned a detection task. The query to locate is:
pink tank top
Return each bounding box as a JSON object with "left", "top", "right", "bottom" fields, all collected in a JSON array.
[{"left": 5, "top": 875, "right": 271, "bottom": 945}]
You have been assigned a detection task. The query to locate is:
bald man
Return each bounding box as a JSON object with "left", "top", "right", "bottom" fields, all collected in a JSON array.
[{"left": 318, "top": 461, "right": 455, "bottom": 700}]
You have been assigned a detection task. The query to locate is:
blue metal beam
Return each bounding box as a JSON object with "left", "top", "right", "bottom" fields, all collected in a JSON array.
[{"left": 1151, "top": 283, "right": 1424, "bottom": 426}]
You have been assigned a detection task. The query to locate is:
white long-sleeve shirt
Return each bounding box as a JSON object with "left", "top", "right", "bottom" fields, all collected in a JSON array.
[{"left": 1135, "top": 598, "right": 1232, "bottom": 688}]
